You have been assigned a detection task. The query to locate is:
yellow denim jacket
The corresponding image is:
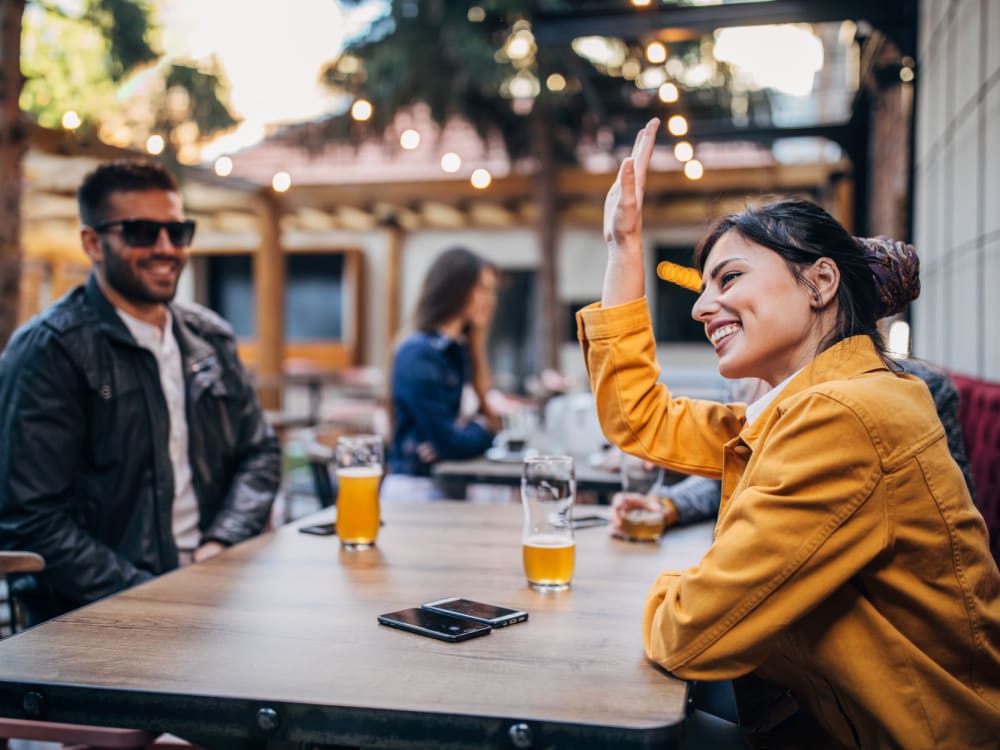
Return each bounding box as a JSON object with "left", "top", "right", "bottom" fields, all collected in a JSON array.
[{"left": 578, "top": 298, "right": 1000, "bottom": 749}]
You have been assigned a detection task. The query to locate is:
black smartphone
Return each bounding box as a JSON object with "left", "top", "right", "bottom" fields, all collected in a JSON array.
[
  {"left": 298, "top": 522, "right": 337, "bottom": 536},
  {"left": 421, "top": 597, "right": 528, "bottom": 627},
  {"left": 572, "top": 514, "right": 609, "bottom": 530},
  {"left": 377, "top": 607, "right": 492, "bottom": 642}
]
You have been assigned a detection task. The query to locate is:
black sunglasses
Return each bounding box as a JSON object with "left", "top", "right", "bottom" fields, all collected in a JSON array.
[{"left": 92, "top": 219, "right": 197, "bottom": 248}]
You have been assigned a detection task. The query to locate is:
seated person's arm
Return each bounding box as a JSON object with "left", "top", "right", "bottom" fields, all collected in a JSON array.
[
  {"left": 0, "top": 338, "right": 154, "bottom": 605},
  {"left": 398, "top": 347, "right": 496, "bottom": 462},
  {"left": 198, "top": 349, "right": 281, "bottom": 549},
  {"left": 610, "top": 474, "right": 722, "bottom": 535}
]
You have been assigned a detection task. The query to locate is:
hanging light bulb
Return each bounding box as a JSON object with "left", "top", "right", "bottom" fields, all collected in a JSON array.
[
  {"left": 351, "top": 99, "right": 373, "bottom": 121},
  {"left": 61, "top": 110, "right": 81, "bottom": 130},
  {"left": 400, "top": 129, "right": 421, "bottom": 149},
  {"left": 145, "top": 135, "right": 165, "bottom": 155},
  {"left": 674, "top": 141, "right": 694, "bottom": 162},
  {"left": 470, "top": 169, "right": 492, "bottom": 189},
  {"left": 441, "top": 153, "right": 462, "bottom": 173},
  {"left": 683, "top": 159, "right": 704, "bottom": 180},
  {"left": 214, "top": 156, "right": 233, "bottom": 177},
  {"left": 272, "top": 171, "right": 292, "bottom": 192}
]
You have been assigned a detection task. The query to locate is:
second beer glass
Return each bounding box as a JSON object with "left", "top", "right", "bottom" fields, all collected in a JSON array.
[
  {"left": 521, "top": 455, "right": 575, "bottom": 590},
  {"left": 335, "top": 434, "right": 383, "bottom": 549}
]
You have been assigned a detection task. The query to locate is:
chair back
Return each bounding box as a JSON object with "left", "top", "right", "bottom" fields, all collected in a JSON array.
[{"left": 949, "top": 372, "right": 1000, "bottom": 563}]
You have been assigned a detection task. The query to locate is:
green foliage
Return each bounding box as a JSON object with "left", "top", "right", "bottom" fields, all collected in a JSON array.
[
  {"left": 20, "top": 0, "right": 240, "bottom": 160},
  {"left": 165, "top": 62, "right": 241, "bottom": 137},
  {"left": 20, "top": 2, "right": 124, "bottom": 127},
  {"left": 87, "top": 0, "right": 158, "bottom": 81}
]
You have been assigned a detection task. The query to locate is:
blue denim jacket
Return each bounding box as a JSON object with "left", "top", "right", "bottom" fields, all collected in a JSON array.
[{"left": 388, "top": 331, "right": 495, "bottom": 476}]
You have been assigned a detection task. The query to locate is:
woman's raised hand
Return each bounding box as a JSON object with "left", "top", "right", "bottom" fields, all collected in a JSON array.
[{"left": 601, "top": 118, "right": 660, "bottom": 308}]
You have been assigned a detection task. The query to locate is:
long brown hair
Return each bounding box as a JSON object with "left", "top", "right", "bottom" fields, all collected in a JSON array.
[{"left": 413, "top": 247, "right": 495, "bottom": 333}]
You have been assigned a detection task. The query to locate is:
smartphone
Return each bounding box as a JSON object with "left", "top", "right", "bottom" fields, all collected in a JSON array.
[
  {"left": 572, "top": 514, "right": 609, "bottom": 530},
  {"left": 298, "top": 522, "right": 337, "bottom": 536},
  {"left": 377, "top": 607, "right": 492, "bottom": 642},
  {"left": 421, "top": 597, "right": 528, "bottom": 628}
]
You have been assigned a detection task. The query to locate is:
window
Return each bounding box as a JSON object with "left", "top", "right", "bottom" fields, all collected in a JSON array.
[
  {"left": 206, "top": 253, "right": 346, "bottom": 341},
  {"left": 207, "top": 254, "right": 253, "bottom": 338},
  {"left": 285, "top": 254, "right": 344, "bottom": 341},
  {"left": 204, "top": 249, "right": 361, "bottom": 371}
]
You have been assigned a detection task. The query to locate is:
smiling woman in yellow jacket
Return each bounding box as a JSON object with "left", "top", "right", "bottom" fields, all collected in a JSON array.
[{"left": 578, "top": 119, "right": 1000, "bottom": 749}]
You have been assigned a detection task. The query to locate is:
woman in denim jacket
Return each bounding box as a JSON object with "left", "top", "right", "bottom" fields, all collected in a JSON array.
[{"left": 382, "top": 247, "right": 500, "bottom": 501}]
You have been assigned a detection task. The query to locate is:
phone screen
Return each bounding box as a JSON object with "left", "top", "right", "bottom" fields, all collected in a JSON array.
[
  {"left": 421, "top": 598, "right": 528, "bottom": 627},
  {"left": 377, "top": 607, "right": 492, "bottom": 642}
]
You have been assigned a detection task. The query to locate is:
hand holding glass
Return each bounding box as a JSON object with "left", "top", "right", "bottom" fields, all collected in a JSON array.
[
  {"left": 521, "top": 455, "right": 576, "bottom": 591},
  {"left": 335, "top": 435, "right": 383, "bottom": 549},
  {"left": 620, "top": 451, "right": 660, "bottom": 494}
]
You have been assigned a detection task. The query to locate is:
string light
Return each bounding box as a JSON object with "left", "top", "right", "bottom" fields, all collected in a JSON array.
[
  {"left": 546, "top": 73, "right": 567, "bottom": 92},
  {"left": 683, "top": 159, "right": 704, "bottom": 180},
  {"left": 674, "top": 141, "right": 694, "bottom": 162},
  {"left": 351, "top": 99, "right": 373, "bottom": 121},
  {"left": 658, "top": 82, "right": 679, "bottom": 103},
  {"left": 441, "top": 152, "right": 462, "bottom": 173},
  {"left": 645, "top": 42, "right": 667, "bottom": 64},
  {"left": 667, "top": 115, "right": 688, "bottom": 136},
  {"left": 400, "top": 129, "right": 420, "bottom": 149},
  {"left": 272, "top": 171, "right": 292, "bottom": 192},
  {"left": 61, "top": 110, "right": 81, "bottom": 130},
  {"left": 214, "top": 156, "right": 233, "bottom": 177},
  {"left": 470, "top": 168, "right": 492, "bottom": 189},
  {"left": 145, "top": 135, "right": 165, "bottom": 155}
]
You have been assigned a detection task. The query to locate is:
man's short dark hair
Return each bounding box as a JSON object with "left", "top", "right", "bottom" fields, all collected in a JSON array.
[{"left": 78, "top": 160, "right": 180, "bottom": 227}]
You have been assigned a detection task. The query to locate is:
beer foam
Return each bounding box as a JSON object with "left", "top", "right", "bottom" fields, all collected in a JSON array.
[
  {"left": 336, "top": 465, "right": 383, "bottom": 478},
  {"left": 524, "top": 534, "right": 575, "bottom": 548}
]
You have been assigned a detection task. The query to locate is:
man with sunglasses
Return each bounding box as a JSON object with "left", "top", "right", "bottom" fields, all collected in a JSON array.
[{"left": 0, "top": 160, "right": 280, "bottom": 626}]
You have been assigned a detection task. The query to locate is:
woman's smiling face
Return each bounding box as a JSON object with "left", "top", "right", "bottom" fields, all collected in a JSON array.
[{"left": 691, "top": 230, "right": 831, "bottom": 386}]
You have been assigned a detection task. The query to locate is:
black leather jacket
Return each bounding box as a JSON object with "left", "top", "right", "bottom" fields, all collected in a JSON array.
[{"left": 0, "top": 274, "right": 280, "bottom": 621}]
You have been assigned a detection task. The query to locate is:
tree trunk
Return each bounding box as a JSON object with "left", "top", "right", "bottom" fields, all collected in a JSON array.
[
  {"left": 531, "top": 102, "right": 560, "bottom": 374},
  {"left": 0, "top": 0, "right": 26, "bottom": 350}
]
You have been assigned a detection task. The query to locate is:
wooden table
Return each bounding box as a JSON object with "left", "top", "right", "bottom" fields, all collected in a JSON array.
[{"left": 0, "top": 503, "right": 714, "bottom": 749}]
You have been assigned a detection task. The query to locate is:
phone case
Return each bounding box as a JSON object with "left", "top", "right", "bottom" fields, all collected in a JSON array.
[{"left": 377, "top": 608, "right": 492, "bottom": 642}]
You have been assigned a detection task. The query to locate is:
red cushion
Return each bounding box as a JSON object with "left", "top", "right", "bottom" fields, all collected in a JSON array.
[{"left": 949, "top": 372, "right": 1000, "bottom": 563}]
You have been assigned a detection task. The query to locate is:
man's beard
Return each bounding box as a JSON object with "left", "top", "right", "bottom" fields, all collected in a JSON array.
[{"left": 101, "top": 237, "right": 181, "bottom": 305}]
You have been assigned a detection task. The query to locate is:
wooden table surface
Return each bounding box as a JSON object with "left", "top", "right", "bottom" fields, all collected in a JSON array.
[{"left": 0, "top": 502, "right": 714, "bottom": 749}]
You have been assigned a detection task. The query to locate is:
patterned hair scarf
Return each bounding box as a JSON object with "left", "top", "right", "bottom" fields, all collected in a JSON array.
[
  {"left": 656, "top": 236, "right": 921, "bottom": 319},
  {"left": 854, "top": 236, "right": 920, "bottom": 318}
]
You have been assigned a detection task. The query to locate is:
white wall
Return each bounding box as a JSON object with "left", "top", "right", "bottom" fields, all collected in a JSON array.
[{"left": 913, "top": 0, "right": 1000, "bottom": 379}]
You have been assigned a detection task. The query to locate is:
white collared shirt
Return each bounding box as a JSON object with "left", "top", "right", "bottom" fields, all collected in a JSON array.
[
  {"left": 116, "top": 308, "right": 200, "bottom": 555},
  {"left": 744, "top": 369, "right": 802, "bottom": 426}
]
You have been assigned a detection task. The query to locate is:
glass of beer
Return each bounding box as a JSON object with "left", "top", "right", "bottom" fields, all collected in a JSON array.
[
  {"left": 521, "top": 455, "right": 575, "bottom": 591},
  {"left": 335, "top": 434, "right": 383, "bottom": 549}
]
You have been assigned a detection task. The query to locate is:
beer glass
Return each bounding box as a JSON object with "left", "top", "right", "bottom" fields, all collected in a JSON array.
[
  {"left": 620, "top": 452, "right": 659, "bottom": 495},
  {"left": 521, "top": 455, "right": 575, "bottom": 591},
  {"left": 335, "top": 434, "right": 383, "bottom": 549}
]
